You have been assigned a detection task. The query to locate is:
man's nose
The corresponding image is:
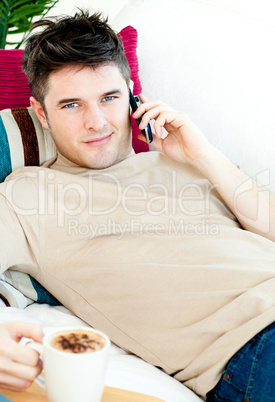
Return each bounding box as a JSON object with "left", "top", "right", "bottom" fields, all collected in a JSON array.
[{"left": 84, "top": 105, "right": 107, "bottom": 132}]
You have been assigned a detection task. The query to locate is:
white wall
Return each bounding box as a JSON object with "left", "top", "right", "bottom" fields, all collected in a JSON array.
[
  {"left": 47, "top": 0, "right": 130, "bottom": 23},
  {"left": 50, "top": 0, "right": 275, "bottom": 27},
  {"left": 191, "top": 0, "right": 275, "bottom": 26}
]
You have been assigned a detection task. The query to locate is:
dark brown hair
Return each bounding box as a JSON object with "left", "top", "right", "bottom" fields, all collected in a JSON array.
[{"left": 22, "top": 10, "right": 131, "bottom": 106}]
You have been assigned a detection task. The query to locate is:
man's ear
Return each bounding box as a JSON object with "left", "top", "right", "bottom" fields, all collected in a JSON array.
[{"left": 30, "top": 96, "right": 49, "bottom": 130}]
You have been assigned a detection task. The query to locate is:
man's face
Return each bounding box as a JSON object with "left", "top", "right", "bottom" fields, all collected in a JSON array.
[{"left": 31, "top": 64, "right": 132, "bottom": 169}]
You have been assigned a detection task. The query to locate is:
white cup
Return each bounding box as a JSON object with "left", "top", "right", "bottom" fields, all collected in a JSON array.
[{"left": 28, "top": 326, "right": 110, "bottom": 402}]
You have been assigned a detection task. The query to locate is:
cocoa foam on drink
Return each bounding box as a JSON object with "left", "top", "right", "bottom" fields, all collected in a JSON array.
[{"left": 50, "top": 329, "right": 106, "bottom": 353}]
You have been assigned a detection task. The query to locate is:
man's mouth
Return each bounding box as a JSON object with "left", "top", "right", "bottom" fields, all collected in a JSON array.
[{"left": 84, "top": 134, "right": 112, "bottom": 147}]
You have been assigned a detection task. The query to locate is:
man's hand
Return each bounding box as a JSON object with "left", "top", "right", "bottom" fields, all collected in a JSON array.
[
  {"left": 0, "top": 321, "right": 43, "bottom": 391},
  {"left": 133, "top": 94, "right": 275, "bottom": 241},
  {"left": 133, "top": 94, "right": 214, "bottom": 165}
]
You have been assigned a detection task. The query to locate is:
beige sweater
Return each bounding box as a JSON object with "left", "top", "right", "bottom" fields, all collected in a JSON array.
[{"left": 0, "top": 151, "right": 274, "bottom": 398}]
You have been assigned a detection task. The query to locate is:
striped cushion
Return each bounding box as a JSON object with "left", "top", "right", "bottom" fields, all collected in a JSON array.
[{"left": 0, "top": 107, "right": 57, "bottom": 182}]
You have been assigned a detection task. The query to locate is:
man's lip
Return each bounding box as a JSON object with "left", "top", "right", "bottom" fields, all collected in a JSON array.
[{"left": 83, "top": 134, "right": 112, "bottom": 147}]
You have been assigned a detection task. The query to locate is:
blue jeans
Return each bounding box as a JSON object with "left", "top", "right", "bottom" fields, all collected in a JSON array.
[{"left": 206, "top": 321, "right": 275, "bottom": 402}]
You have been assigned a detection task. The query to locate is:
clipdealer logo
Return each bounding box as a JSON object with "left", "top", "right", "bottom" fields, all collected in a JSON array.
[
  {"left": 4, "top": 169, "right": 220, "bottom": 227},
  {"left": 4, "top": 167, "right": 272, "bottom": 237}
]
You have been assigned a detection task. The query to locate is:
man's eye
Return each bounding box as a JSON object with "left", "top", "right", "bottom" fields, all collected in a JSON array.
[
  {"left": 102, "top": 96, "right": 115, "bottom": 102},
  {"left": 64, "top": 103, "right": 79, "bottom": 108}
]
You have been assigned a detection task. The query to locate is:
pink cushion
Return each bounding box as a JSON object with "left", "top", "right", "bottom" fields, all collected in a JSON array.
[
  {"left": 0, "top": 49, "right": 32, "bottom": 110},
  {"left": 119, "top": 26, "right": 149, "bottom": 153},
  {"left": 0, "top": 26, "right": 149, "bottom": 153}
]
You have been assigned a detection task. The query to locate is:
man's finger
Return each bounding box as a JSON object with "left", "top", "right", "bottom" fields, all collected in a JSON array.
[
  {"left": 0, "top": 373, "right": 31, "bottom": 392},
  {"left": 0, "top": 357, "right": 42, "bottom": 386},
  {"left": 5, "top": 321, "right": 44, "bottom": 343}
]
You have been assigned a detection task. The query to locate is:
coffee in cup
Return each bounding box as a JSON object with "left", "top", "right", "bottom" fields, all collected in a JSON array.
[
  {"left": 50, "top": 329, "right": 106, "bottom": 353},
  {"left": 28, "top": 326, "right": 110, "bottom": 402}
]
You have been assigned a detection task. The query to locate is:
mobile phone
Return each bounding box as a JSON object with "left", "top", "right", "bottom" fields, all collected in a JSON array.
[{"left": 129, "top": 90, "right": 153, "bottom": 144}]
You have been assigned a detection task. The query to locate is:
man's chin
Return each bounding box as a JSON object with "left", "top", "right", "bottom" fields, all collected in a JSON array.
[
  {"left": 86, "top": 146, "right": 132, "bottom": 170},
  {"left": 84, "top": 155, "right": 122, "bottom": 170},
  {"left": 80, "top": 141, "right": 132, "bottom": 170}
]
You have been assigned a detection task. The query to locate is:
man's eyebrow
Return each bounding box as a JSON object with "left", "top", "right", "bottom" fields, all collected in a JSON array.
[{"left": 101, "top": 89, "right": 123, "bottom": 97}]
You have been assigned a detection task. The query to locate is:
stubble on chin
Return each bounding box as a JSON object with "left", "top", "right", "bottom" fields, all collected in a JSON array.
[{"left": 82, "top": 140, "right": 132, "bottom": 170}]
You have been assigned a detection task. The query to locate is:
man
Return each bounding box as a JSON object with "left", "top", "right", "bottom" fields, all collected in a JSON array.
[{"left": 0, "top": 10, "right": 274, "bottom": 401}]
